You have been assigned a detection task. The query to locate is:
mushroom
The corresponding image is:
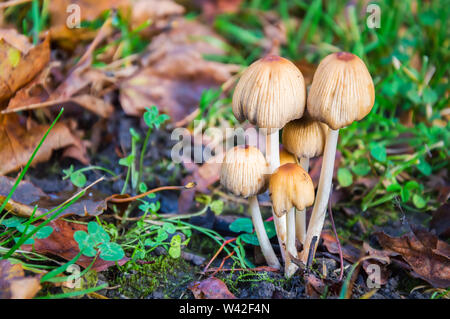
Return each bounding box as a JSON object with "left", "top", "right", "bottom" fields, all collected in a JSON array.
[
  {"left": 301, "top": 52, "right": 375, "bottom": 264},
  {"left": 233, "top": 54, "right": 306, "bottom": 261},
  {"left": 269, "top": 163, "right": 315, "bottom": 277},
  {"left": 220, "top": 145, "right": 281, "bottom": 269},
  {"left": 282, "top": 116, "right": 328, "bottom": 245},
  {"left": 279, "top": 146, "right": 296, "bottom": 166}
]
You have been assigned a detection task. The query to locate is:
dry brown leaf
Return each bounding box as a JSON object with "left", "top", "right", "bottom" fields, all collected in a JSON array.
[
  {"left": 188, "top": 277, "right": 236, "bottom": 299},
  {"left": 120, "top": 19, "right": 237, "bottom": 122},
  {"left": 4, "top": 20, "right": 115, "bottom": 118},
  {"left": 0, "top": 176, "right": 108, "bottom": 218},
  {"left": 7, "top": 62, "right": 57, "bottom": 110},
  {"left": 22, "top": 219, "right": 128, "bottom": 271},
  {"left": 70, "top": 94, "right": 114, "bottom": 118},
  {"left": 0, "top": 114, "right": 88, "bottom": 175},
  {"left": 130, "top": 0, "right": 185, "bottom": 29},
  {"left": 0, "top": 32, "right": 50, "bottom": 103},
  {"left": 376, "top": 227, "right": 450, "bottom": 288},
  {"left": 0, "top": 176, "right": 46, "bottom": 205},
  {"left": 0, "top": 260, "right": 41, "bottom": 299}
]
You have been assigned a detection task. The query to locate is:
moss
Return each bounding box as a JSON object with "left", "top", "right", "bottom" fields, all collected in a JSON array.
[
  {"left": 109, "top": 255, "right": 198, "bottom": 299},
  {"left": 220, "top": 270, "right": 290, "bottom": 295}
]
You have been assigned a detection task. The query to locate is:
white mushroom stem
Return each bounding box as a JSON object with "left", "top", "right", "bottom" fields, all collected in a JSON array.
[
  {"left": 248, "top": 196, "right": 281, "bottom": 269},
  {"left": 301, "top": 129, "right": 339, "bottom": 264},
  {"left": 285, "top": 207, "right": 298, "bottom": 277},
  {"left": 295, "top": 157, "right": 310, "bottom": 246},
  {"left": 265, "top": 130, "right": 286, "bottom": 262}
]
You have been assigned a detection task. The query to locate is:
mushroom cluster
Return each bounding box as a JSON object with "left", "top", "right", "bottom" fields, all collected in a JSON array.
[{"left": 220, "top": 52, "right": 374, "bottom": 277}]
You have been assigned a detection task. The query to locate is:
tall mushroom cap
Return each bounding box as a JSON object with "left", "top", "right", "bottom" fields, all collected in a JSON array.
[
  {"left": 232, "top": 55, "right": 306, "bottom": 133},
  {"left": 269, "top": 163, "right": 315, "bottom": 217},
  {"left": 307, "top": 52, "right": 375, "bottom": 130},
  {"left": 282, "top": 116, "right": 328, "bottom": 159},
  {"left": 220, "top": 145, "right": 269, "bottom": 198}
]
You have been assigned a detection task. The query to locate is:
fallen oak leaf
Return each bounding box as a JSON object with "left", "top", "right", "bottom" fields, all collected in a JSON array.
[
  {"left": 376, "top": 227, "right": 450, "bottom": 288},
  {"left": 0, "top": 260, "right": 41, "bottom": 299},
  {"left": 188, "top": 276, "right": 236, "bottom": 299}
]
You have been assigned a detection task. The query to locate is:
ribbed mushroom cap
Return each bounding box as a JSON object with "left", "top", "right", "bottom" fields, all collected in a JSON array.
[
  {"left": 282, "top": 117, "right": 328, "bottom": 159},
  {"left": 232, "top": 55, "right": 306, "bottom": 133},
  {"left": 307, "top": 52, "right": 375, "bottom": 130},
  {"left": 220, "top": 145, "right": 269, "bottom": 198},
  {"left": 269, "top": 163, "right": 315, "bottom": 217},
  {"left": 279, "top": 146, "right": 296, "bottom": 165}
]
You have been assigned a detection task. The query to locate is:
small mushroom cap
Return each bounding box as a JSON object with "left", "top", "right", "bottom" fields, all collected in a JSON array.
[
  {"left": 232, "top": 55, "right": 306, "bottom": 133},
  {"left": 307, "top": 52, "right": 375, "bottom": 130},
  {"left": 279, "top": 146, "right": 296, "bottom": 165},
  {"left": 269, "top": 163, "right": 315, "bottom": 217},
  {"left": 220, "top": 145, "right": 269, "bottom": 198},
  {"left": 282, "top": 117, "right": 328, "bottom": 159}
]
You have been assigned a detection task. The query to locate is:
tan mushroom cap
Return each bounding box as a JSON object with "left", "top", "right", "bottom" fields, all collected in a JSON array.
[
  {"left": 282, "top": 116, "right": 328, "bottom": 159},
  {"left": 279, "top": 146, "right": 296, "bottom": 165},
  {"left": 220, "top": 145, "right": 269, "bottom": 198},
  {"left": 232, "top": 55, "right": 306, "bottom": 133},
  {"left": 307, "top": 52, "right": 375, "bottom": 130},
  {"left": 269, "top": 163, "right": 315, "bottom": 217}
]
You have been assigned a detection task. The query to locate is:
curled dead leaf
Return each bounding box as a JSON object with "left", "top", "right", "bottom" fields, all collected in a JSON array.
[
  {"left": 189, "top": 277, "right": 236, "bottom": 299},
  {"left": 0, "top": 32, "right": 50, "bottom": 103},
  {"left": 376, "top": 227, "right": 450, "bottom": 288},
  {"left": 0, "top": 114, "right": 88, "bottom": 175}
]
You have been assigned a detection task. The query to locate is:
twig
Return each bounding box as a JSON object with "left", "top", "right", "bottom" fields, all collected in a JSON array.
[
  {"left": 210, "top": 250, "right": 235, "bottom": 277},
  {"left": 202, "top": 237, "right": 236, "bottom": 274},
  {"left": 205, "top": 266, "right": 280, "bottom": 273},
  {"left": 106, "top": 182, "right": 195, "bottom": 203}
]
